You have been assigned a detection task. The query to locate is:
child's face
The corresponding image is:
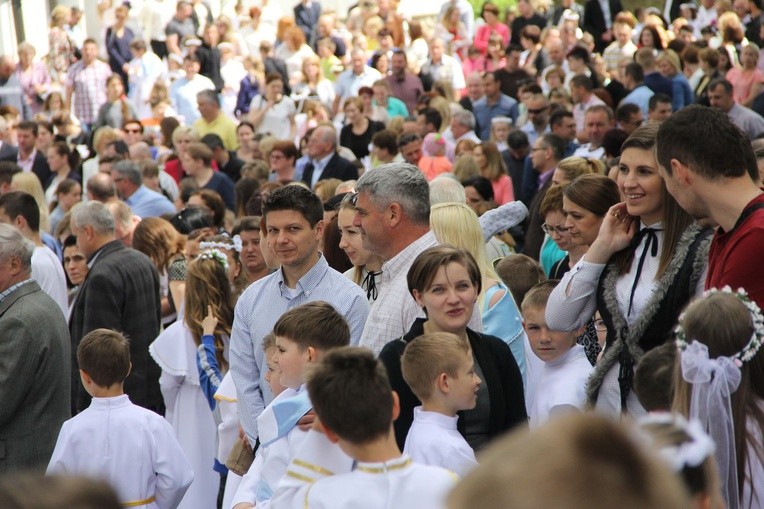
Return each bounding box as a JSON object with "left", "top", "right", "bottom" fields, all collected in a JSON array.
[
  {"left": 273, "top": 336, "right": 310, "bottom": 389},
  {"left": 447, "top": 350, "right": 481, "bottom": 412},
  {"left": 264, "top": 346, "right": 287, "bottom": 396},
  {"left": 524, "top": 306, "right": 578, "bottom": 362}
]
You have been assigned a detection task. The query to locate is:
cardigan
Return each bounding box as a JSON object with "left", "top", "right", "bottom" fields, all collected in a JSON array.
[{"left": 379, "top": 318, "right": 527, "bottom": 451}]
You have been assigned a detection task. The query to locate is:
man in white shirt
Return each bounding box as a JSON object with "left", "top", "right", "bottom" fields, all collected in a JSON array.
[
  {"left": 169, "top": 54, "right": 215, "bottom": 123},
  {"left": 574, "top": 105, "right": 615, "bottom": 160},
  {"left": 421, "top": 39, "right": 466, "bottom": 96},
  {"left": 570, "top": 74, "right": 606, "bottom": 143},
  {"left": 0, "top": 191, "right": 67, "bottom": 315},
  {"left": 333, "top": 49, "right": 381, "bottom": 116}
]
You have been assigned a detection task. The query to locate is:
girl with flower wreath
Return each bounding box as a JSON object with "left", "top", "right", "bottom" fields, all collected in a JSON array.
[
  {"left": 149, "top": 251, "right": 235, "bottom": 509},
  {"left": 673, "top": 287, "right": 764, "bottom": 509},
  {"left": 545, "top": 123, "right": 713, "bottom": 417}
]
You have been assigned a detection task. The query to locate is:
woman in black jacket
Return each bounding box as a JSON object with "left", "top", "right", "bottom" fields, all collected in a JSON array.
[{"left": 379, "top": 245, "right": 527, "bottom": 452}]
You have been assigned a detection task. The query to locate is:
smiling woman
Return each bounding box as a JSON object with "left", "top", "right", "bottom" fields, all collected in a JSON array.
[
  {"left": 379, "top": 245, "right": 527, "bottom": 453},
  {"left": 545, "top": 124, "right": 714, "bottom": 417}
]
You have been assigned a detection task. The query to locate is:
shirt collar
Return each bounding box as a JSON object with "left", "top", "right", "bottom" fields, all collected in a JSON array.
[
  {"left": 0, "top": 278, "right": 33, "bottom": 304},
  {"left": 276, "top": 253, "right": 329, "bottom": 297},
  {"left": 312, "top": 151, "right": 334, "bottom": 170}
]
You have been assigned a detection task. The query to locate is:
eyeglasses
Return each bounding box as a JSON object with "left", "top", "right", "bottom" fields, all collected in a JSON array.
[
  {"left": 541, "top": 223, "right": 568, "bottom": 235},
  {"left": 594, "top": 319, "right": 607, "bottom": 331}
]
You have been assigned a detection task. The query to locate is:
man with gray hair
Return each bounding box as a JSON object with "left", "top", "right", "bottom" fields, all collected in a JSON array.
[
  {"left": 68, "top": 201, "right": 161, "bottom": 414},
  {"left": 447, "top": 109, "right": 481, "bottom": 144},
  {"left": 111, "top": 160, "right": 175, "bottom": 218},
  {"left": 429, "top": 174, "right": 467, "bottom": 205},
  {"left": 301, "top": 125, "right": 358, "bottom": 188},
  {"left": 194, "top": 88, "right": 238, "bottom": 151},
  {"left": 0, "top": 223, "right": 70, "bottom": 471},
  {"left": 354, "top": 163, "right": 528, "bottom": 353}
]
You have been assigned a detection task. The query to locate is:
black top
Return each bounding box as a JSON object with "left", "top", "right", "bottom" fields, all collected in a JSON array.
[
  {"left": 379, "top": 318, "right": 528, "bottom": 451},
  {"left": 340, "top": 119, "right": 385, "bottom": 160}
]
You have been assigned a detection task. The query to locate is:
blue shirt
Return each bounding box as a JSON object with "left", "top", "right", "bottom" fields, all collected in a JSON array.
[
  {"left": 621, "top": 84, "right": 654, "bottom": 118},
  {"left": 229, "top": 254, "right": 369, "bottom": 446},
  {"left": 473, "top": 94, "right": 519, "bottom": 140},
  {"left": 203, "top": 172, "right": 236, "bottom": 210},
  {"left": 125, "top": 185, "right": 176, "bottom": 218}
]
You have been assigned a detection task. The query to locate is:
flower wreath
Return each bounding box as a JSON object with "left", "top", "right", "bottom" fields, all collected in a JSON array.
[
  {"left": 198, "top": 248, "right": 230, "bottom": 272},
  {"left": 675, "top": 286, "right": 764, "bottom": 366}
]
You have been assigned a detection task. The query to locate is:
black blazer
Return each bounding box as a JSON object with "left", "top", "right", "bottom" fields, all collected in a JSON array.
[
  {"left": 294, "top": 2, "right": 321, "bottom": 41},
  {"left": 583, "top": 0, "right": 624, "bottom": 51},
  {"left": 31, "top": 151, "right": 52, "bottom": 187},
  {"left": 379, "top": 318, "right": 528, "bottom": 451},
  {"left": 69, "top": 240, "right": 162, "bottom": 414},
  {"left": 301, "top": 152, "right": 358, "bottom": 188}
]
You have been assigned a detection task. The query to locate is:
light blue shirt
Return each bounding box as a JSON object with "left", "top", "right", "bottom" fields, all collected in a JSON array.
[
  {"left": 124, "top": 185, "right": 176, "bottom": 218},
  {"left": 309, "top": 152, "right": 335, "bottom": 189},
  {"left": 473, "top": 94, "right": 520, "bottom": 140},
  {"left": 229, "top": 254, "right": 369, "bottom": 446},
  {"left": 621, "top": 84, "right": 654, "bottom": 119}
]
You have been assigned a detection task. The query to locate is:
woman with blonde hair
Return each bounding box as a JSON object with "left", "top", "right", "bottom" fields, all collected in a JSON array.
[
  {"left": 430, "top": 202, "right": 527, "bottom": 378},
  {"left": 132, "top": 217, "right": 187, "bottom": 325},
  {"left": 474, "top": 141, "right": 514, "bottom": 204},
  {"left": 11, "top": 171, "right": 51, "bottom": 233},
  {"left": 164, "top": 126, "right": 199, "bottom": 183},
  {"left": 726, "top": 43, "right": 764, "bottom": 107},
  {"left": 291, "top": 55, "right": 335, "bottom": 111},
  {"left": 149, "top": 252, "right": 232, "bottom": 509},
  {"left": 553, "top": 155, "right": 604, "bottom": 184},
  {"left": 16, "top": 42, "right": 50, "bottom": 118},
  {"left": 48, "top": 5, "right": 76, "bottom": 83}
]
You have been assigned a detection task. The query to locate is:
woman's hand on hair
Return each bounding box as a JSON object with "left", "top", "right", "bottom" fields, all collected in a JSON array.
[
  {"left": 586, "top": 202, "right": 636, "bottom": 264},
  {"left": 202, "top": 305, "right": 218, "bottom": 336}
]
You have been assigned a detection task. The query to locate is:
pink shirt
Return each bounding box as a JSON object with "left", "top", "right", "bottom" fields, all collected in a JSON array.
[
  {"left": 492, "top": 174, "right": 514, "bottom": 205},
  {"left": 418, "top": 156, "right": 453, "bottom": 181},
  {"left": 726, "top": 67, "right": 764, "bottom": 104},
  {"left": 474, "top": 23, "right": 510, "bottom": 55}
]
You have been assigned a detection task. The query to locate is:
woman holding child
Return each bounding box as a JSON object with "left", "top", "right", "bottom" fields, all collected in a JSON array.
[
  {"left": 379, "top": 245, "right": 527, "bottom": 452},
  {"left": 545, "top": 124, "right": 713, "bottom": 417}
]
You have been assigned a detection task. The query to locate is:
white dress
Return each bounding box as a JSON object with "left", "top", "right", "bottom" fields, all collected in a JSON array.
[
  {"left": 47, "top": 395, "right": 194, "bottom": 509},
  {"left": 149, "top": 321, "right": 219, "bottom": 509},
  {"left": 214, "top": 372, "right": 242, "bottom": 509}
]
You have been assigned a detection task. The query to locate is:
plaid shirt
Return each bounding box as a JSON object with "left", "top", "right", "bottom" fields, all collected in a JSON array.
[{"left": 66, "top": 59, "right": 112, "bottom": 124}]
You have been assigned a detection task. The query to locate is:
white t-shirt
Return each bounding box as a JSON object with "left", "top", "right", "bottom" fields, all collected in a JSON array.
[{"left": 32, "top": 245, "right": 68, "bottom": 316}]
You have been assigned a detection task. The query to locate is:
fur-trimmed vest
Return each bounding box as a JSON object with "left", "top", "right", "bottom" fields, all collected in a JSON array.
[{"left": 587, "top": 223, "right": 713, "bottom": 410}]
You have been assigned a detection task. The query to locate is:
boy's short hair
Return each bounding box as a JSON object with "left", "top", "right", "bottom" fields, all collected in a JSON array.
[
  {"left": 77, "top": 329, "right": 131, "bottom": 387},
  {"left": 633, "top": 342, "right": 676, "bottom": 412},
  {"left": 448, "top": 413, "right": 691, "bottom": 509},
  {"left": 401, "top": 332, "right": 471, "bottom": 401},
  {"left": 272, "top": 301, "right": 350, "bottom": 350},
  {"left": 494, "top": 254, "right": 546, "bottom": 307},
  {"left": 262, "top": 331, "right": 277, "bottom": 352},
  {"left": 307, "top": 347, "right": 392, "bottom": 445},
  {"left": 521, "top": 280, "right": 560, "bottom": 313}
]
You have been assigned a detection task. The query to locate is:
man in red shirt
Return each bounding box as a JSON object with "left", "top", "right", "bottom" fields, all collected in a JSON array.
[{"left": 656, "top": 105, "right": 764, "bottom": 306}]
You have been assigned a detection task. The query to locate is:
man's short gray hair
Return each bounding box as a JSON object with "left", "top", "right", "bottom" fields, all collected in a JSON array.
[
  {"left": 452, "top": 109, "right": 475, "bottom": 130},
  {"left": 112, "top": 160, "right": 142, "bottom": 186},
  {"left": 429, "top": 175, "right": 466, "bottom": 205},
  {"left": 71, "top": 201, "right": 115, "bottom": 235},
  {"left": 356, "top": 163, "right": 430, "bottom": 225},
  {"left": 128, "top": 141, "right": 153, "bottom": 162},
  {"left": 0, "top": 223, "right": 34, "bottom": 272}
]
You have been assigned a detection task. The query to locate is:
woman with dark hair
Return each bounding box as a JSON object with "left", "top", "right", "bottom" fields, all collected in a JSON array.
[
  {"left": 235, "top": 121, "right": 258, "bottom": 163},
  {"left": 322, "top": 215, "right": 353, "bottom": 274},
  {"left": 94, "top": 75, "right": 138, "bottom": 129},
  {"left": 188, "top": 189, "right": 226, "bottom": 231},
  {"left": 267, "top": 140, "right": 299, "bottom": 183},
  {"left": 379, "top": 245, "right": 527, "bottom": 452},
  {"left": 49, "top": 178, "right": 81, "bottom": 235},
  {"left": 248, "top": 73, "right": 296, "bottom": 140},
  {"left": 695, "top": 47, "right": 722, "bottom": 106},
  {"left": 638, "top": 25, "right": 665, "bottom": 52},
  {"left": 474, "top": 2, "right": 510, "bottom": 55},
  {"left": 44, "top": 141, "right": 81, "bottom": 206},
  {"left": 546, "top": 124, "right": 713, "bottom": 417},
  {"left": 462, "top": 175, "right": 496, "bottom": 213}
]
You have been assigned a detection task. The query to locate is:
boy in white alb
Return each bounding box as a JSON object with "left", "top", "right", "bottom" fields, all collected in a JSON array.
[
  {"left": 521, "top": 281, "right": 593, "bottom": 428},
  {"left": 269, "top": 347, "right": 457, "bottom": 509},
  {"left": 47, "top": 329, "right": 194, "bottom": 509},
  {"left": 401, "top": 332, "right": 480, "bottom": 476},
  {"left": 231, "top": 302, "right": 351, "bottom": 509}
]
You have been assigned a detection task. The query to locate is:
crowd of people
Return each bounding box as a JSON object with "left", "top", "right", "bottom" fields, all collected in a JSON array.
[{"left": 2, "top": 0, "right": 764, "bottom": 508}]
